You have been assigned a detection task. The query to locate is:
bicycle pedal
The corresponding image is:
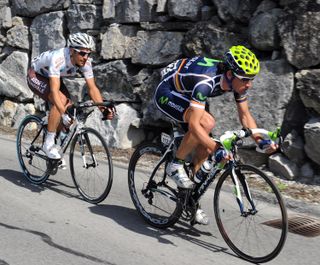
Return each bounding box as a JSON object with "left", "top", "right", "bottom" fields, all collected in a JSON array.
[
  {"left": 58, "top": 164, "right": 67, "bottom": 170},
  {"left": 58, "top": 159, "right": 67, "bottom": 170}
]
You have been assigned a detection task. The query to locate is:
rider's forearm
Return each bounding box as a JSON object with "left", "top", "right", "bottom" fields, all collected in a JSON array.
[
  {"left": 86, "top": 81, "right": 107, "bottom": 113},
  {"left": 88, "top": 86, "right": 103, "bottom": 103},
  {"left": 88, "top": 87, "right": 107, "bottom": 114},
  {"left": 239, "top": 113, "right": 263, "bottom": 143},
  {"left": 86, "top": 78, "right": 104, "bottom": 103}
]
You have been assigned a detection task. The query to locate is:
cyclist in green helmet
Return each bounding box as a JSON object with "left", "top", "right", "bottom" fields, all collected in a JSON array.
[{"left": 154, "top": 45, "right": 277, "bottom": 225}]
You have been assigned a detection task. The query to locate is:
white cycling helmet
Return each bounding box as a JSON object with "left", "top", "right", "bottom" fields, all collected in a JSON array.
[{"left": 67, "top": 32, "right": 95, "bottom": 50}]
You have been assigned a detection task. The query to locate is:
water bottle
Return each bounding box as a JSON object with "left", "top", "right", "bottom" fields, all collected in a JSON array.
[{"left": 194, "top": 159, "right": 213, "bottom": 183}]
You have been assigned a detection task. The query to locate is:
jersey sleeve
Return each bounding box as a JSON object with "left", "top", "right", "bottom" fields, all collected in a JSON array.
[
  {"left": 190, "top": 81, "right": 211, "bottom": 109},
  {"left": 80, "top": 59, "right": 94, "bottom": 79}
]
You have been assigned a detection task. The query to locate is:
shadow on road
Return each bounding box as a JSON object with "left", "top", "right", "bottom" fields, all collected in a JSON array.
[
  {"left": 0, "top": 169, "right": 45, "bottom": 192},
  {"left": 0, "top": 221, "right": 112, "bottom": 265},
  {"left": 0, "top": 169, "right": 79, "bottom": 200},
  {"left": 89, "top": 204, "right": 235, "bottom": 257}
]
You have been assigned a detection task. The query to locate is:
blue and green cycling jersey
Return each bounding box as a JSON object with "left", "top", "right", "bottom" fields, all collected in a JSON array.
[{"left": 160, "top": 56, "right": 247, "bottom": 105}]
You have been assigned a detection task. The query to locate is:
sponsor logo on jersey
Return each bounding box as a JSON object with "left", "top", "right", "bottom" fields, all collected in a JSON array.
[
  {"left": 159, "top": 96, "right": 184, "bottom": 112},
  {"left": 168, "top": 101, "right": 184, "bottom": 112},
  {"left": 197, "top": 57, "right": 221, "bottom": 67},
  {"left": 159, "top": 96, "right": 169, "bottom": 105},
  {"left": 54, "top": 57, "right": 64, "bottom": 69},
  {"left": 196, "top": 92, "right": 207, "bottom": 101}
]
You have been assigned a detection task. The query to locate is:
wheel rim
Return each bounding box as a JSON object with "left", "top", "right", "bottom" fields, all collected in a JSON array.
[
  {"left": 17, "top": 116, "right": 49, "bottom": 183},
  {"left": 129, "top": 144, "right": 181, "bottom": 227},
  {"left": 70, "top": 129, "right": 112, "bottom": 203},
  {"left": 215, "top": 165, "right": 287, "bottom": 263}
]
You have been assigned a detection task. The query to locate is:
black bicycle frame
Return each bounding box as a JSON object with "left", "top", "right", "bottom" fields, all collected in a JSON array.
[
  {"left": 145, "top": 135, "right": 256, "bottom": 216},
  {"left": 144, "top": 134, "right": 222, "bottom": 204},
  {"left": 192, "top": 165, "right": 223, "bottom": 202}
]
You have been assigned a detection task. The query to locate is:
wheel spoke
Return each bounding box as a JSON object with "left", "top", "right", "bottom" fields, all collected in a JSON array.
[
  {"left": 70, "top": 128, "right": 113, "bottom": 204},
  {"left": 128, "top": 142, "right": 182, "bottom": 228},
  {"left": 16, "top": 115, "right": 49, "bottom": 184},
  {"left": 214, "top": 164, "right": 288, "bottom": 263}
]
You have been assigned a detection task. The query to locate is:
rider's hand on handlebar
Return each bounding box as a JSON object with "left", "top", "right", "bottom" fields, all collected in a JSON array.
[
  {"left": 214, "top": 147, "right": 232, "bottom": 163},
  {"left": 102, "top": 106, "right": 116, "bottom": 120},
  {"left": 256, "top": 139, "right": 278, "bottom": 154},
  {"left": 62, "top": 113, "right": 72, "bottom": 127}
]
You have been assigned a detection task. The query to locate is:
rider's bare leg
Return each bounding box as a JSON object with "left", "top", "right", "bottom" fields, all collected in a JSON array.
[
  {"left": 176, "top": 111, "right": 217, "bottom": 172},
  {"left": 192, "top": 113, "right": 217, "bottom": 172},
  {"left": 192, "top": 144, "right": 211, "bottom": 173},
  {"left": 47, "top": 91, "right": 68, "bottom": 133},
  {"left": 175, "top": 131, "right": 199, "bottom": 160},
  {"left": 43, "top": 91, "right": 69, "bottom": 159}
]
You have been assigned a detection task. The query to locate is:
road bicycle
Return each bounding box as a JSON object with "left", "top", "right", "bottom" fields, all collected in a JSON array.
[
  {"left": 16, "top": 99, "right": 138, "bottom": 204},
  {"left": 128, "top": 123, "right": 288, "bottom": 263}
]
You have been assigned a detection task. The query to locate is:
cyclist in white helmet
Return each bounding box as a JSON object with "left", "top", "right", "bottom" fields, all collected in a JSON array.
[{"left": 27, "top": 32, "right": 114, "bottom": 160}]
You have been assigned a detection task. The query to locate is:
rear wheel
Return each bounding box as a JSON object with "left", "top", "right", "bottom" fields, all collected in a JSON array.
[
  {"left": 128, "top": 142, "right": 182, "bottom": 228},
  {"left": 214, "top": 164, "right": 288, "bottom": 263},
  {"left": 16, "top": 115, "right": 50, "bottom": 184},
  {"left": 69, "top": 127, "right": 113, "bottom": 204}
]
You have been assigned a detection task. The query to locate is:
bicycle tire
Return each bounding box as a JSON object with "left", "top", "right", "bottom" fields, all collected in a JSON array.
[
  {"left": 214, "top": 164, "right": 288, "bottom": 263},
  {"left": 128, "top": 142, "right": 183, "bottom": 228},
  {"left": 16, "top": 115, "right": 50, "bottom": 184},
  {"left": 69, "top": 127, "right": 113, "bottom": 204}
]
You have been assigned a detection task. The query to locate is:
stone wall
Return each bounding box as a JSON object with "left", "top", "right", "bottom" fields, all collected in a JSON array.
[{"left": 0, "top": 0, "right": 320, "bottom": 182}]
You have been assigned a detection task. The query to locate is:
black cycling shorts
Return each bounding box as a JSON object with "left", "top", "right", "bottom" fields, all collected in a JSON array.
[
  {"left": 27, "top": 68, "right": 70, "bottom": 101},
  {"left": 154, "top": 79, "right": 190, "bottom": 123}
]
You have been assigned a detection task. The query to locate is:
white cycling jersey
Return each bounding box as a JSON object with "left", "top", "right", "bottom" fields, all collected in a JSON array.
[{"left": 31, "top": 47, "right": 94, "bottom": 79}]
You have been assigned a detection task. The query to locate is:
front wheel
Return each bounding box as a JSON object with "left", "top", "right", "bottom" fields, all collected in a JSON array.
[
  {"left": 69, "top": 127, "right": 113, "bottom": 204},
  {"left": 16, "top": 115, "right": 50, "bottom": 184},
  {"left": 128, "top": 142, "right": 182, "bottom": 228},
  {"left": 214, "top": 164, "right": 288, "bottom": 263}
]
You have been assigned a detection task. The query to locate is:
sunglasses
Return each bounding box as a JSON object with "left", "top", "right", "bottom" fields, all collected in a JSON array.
[
  {"left": 233, "top": 72, "right": 255, "bottom": 82},
  {"left": 74, "top": 48, "right": 91, "bottom": 57}
]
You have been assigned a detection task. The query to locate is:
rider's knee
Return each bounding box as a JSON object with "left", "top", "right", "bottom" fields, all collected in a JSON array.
[
  {"left": 48, "top": 91, "right": 68, "bottom": 105},
  {"left": 201, "top": 115, "right": 215, "bottom": 133}
]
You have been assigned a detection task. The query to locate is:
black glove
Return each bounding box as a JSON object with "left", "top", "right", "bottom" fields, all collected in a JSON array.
[{"left": 102, "top": 106, "right": 116, "bottom": 120}]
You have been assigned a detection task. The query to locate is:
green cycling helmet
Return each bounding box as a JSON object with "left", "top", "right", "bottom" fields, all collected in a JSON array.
[{"left": 224, "top": 45, "right": 260, "bottom": 76}]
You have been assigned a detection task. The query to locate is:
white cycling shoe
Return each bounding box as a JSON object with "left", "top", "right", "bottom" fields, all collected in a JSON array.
[
  {"left": 195, "top": 208, "right": 209, "bottom": 225},
  {"left": 166, "top": 162, "right": 194, "bottom": 189},
  {"left": 43, "top": 142, "right": 61, "bottom": 160}
]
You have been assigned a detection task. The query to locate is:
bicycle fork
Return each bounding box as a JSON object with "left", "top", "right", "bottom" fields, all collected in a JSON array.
[
  {"left": 231, "top": 165, "right": 257, "bottom": 216},
  {"left": 78, "top": 132, "right": 98, "bottom": 169}
]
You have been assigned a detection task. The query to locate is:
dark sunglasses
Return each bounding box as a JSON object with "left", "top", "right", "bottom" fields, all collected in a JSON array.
[
  {"left": 233, "top": 72, "right": 255, "bottom": 82},
  {"left": 74, "top": 48, "right": 91, "bottom": 57}
]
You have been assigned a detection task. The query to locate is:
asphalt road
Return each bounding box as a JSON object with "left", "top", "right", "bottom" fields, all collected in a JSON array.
[{"left": 0, "top": 134, "right": 319, "bottom": 265}]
